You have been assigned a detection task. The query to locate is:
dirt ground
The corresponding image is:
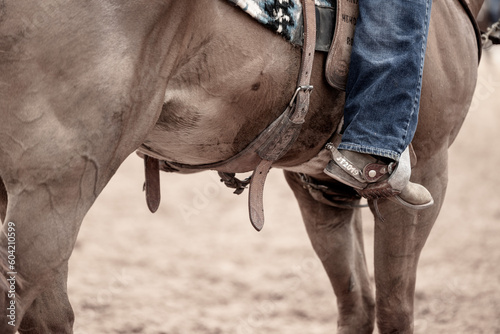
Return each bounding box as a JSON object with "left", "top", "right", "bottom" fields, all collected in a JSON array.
[{"left": 67, "top": 48, "right": 500, "bottom": 334}]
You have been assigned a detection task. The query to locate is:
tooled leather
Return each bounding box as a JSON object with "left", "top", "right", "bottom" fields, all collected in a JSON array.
[{"left": 357, "top": 182, "right": 399, "bottom": 200}]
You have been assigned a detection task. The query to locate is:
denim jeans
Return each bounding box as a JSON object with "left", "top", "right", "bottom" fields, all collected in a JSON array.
[
  {"left": 488, "top": 0, "right": 500, "bottom": 22},
  {"left": 337, "top": 0, "right": 433, "bottom": 161}
]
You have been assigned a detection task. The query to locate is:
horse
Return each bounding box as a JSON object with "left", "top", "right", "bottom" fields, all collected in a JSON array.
[{"left": 0, "top": 0, "right": 483, "bottom": 332}]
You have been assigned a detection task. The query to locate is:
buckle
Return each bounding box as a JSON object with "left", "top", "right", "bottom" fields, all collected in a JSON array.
[{"left": 288, "top": 85, "right": 314, "bottom": 107}]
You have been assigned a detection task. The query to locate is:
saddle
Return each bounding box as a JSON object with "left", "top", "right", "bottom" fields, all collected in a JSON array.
[
  {"left": 143, "top": 0, "right": 481, "bottom": 230},
  {"left": 291, "top": 0, "right": 358, "bottom": 91},
  {"left": 143, "top": 0, "right": 358, "bottom": 230}
]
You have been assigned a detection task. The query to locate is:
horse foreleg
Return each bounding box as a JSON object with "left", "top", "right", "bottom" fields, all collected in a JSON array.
[
  {"left": 372, "top": 151, "right": 447, "bottom": 334},
  {"left": 284, "top": 171, "right": 375, "bottom": 334},
  {"left": 18, "top": 263, "right": 73, "bottom": 334},
  {"left": 0, "top": 160, "right": 105, "bottom": 333}
]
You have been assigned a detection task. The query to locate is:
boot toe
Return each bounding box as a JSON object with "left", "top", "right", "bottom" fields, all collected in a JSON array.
[{"left": 392, "top": 182, "right": 434, "bottom": 209}]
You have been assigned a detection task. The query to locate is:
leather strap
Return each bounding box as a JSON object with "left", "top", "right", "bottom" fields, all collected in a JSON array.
[
  {"left": 325, "top": 0, "right": 359, "bottom": 90},
  {"left": 144, "top": 155, "right": 161, "bottom": 213},
  {"left": 249, "top": 0, "right": 317, "bottom": 231},
  {"left": 290, "top": 0, "right": 317, "bottom": 126},
  {"left": 248, "top": 159, "right": 273, "bottom": 231},
  {"left": 458, "top": 0, "right": 482, "bottom": 62}
]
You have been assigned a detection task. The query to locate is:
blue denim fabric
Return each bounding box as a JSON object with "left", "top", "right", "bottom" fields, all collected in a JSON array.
[
  {"left": 488, "top": 0, "right": 500, "bottom": 22},
  {"left": 337, "top": 0, "right": 433, "bottom": 161}
]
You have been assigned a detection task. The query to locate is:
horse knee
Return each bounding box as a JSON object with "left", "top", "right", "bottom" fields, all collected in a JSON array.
[
  {"left": 19, "top": 263, "right": 75, "bottom": 334},
  {"left": 337, "top": 291, "right": 375, "bottom": 334},
  {"left": 376, "top": 284, "right": 415, "bottom": 333},
  {"left": 19, "top": 280, "right": 74, "bottom": 334},
  {"left": 376, "top": 309, "right": 413, "bottom": 334}
]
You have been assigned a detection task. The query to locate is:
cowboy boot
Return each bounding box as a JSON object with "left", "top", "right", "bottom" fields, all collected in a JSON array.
[{"left": 323, "top": 144, "right": 434, "bottom": 209}]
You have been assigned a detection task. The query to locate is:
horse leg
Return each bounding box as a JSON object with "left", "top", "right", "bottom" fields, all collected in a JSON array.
[
  {"left": 18, "top": 263, "right": 73, "bottom": 334},
  {"left": 0, "top": 89, "right": 167, "bottom": 333},
  {"left": 0, "top": 3, "right": 184, "bottom": 331},
  {"left": 372, "top": 149, "right": 447, "bottom": 333},
  {"left": 284, "top": 171, "right": 375, "bottom": 334},
  {"left": 0, "top": 150, "right": 115, "bottom": 333},
  {"left": 0, "top": 112, "right": 163, "bottom": 334}
]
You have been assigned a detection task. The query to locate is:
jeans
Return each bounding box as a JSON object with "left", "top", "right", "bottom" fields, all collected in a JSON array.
[
  {"left": 488, "top": 0, "right": 500, "bottom": 22},
  {"left": 337, "top": 0, "right": 433, "bottom": 161}
]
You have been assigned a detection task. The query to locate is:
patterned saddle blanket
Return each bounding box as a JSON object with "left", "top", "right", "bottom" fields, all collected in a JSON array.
[{"left": 227, "top": 0, "right": 336, "bottom": 51}]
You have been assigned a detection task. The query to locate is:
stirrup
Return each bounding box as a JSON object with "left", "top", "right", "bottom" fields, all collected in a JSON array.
[{"left": 324, "top": 145, "right": 434, "bottom": 210}]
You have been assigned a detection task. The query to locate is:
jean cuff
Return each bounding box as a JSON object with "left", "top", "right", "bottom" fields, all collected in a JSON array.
[{"left": 337, "top": 142, "right": 401, "bottom": 161}]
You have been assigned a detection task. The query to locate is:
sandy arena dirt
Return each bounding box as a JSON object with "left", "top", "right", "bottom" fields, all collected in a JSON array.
[{"left": 67, "top": 47, "right": 500, "bottom": 334}]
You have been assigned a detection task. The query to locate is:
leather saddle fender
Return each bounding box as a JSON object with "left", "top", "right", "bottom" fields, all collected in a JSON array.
[{"left": 325, "top": 0, "right": 359, "bottom": 91}]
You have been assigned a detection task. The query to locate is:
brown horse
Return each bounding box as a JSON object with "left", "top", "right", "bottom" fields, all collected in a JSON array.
[{"left": 0, "top": 0, "right": 483, "bottom": 333}]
